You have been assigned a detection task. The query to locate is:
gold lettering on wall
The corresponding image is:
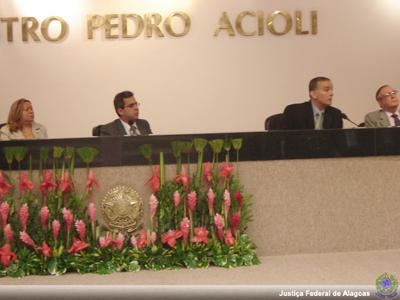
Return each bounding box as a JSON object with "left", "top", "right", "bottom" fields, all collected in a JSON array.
[
  {"left": 41, "top": 17, "right": 68, "bottom": 42},
  {"left": 87, "top": 15, "right": 104, "bottom": 39},
  {"left": 121, "top": 14, "right": 144, "bottom": 38},
  {"left": 22, "top": 17, "right": 40, "bottom": 41},
  {"left": 267, "top": 11, "right": 292, "bottom": 36},
  {"left": 164, "top": 12, "right": 190, "bottom": 37},
  {"left": 0, "top": 17, "right": 18, "bottom": 41},
  {"left": 236, "top": 11, "right": 257, "bottom": 37},
  {"left": 144, "top": 13, "right": 164, "bottom": 38},
  {"left": 105, "top": 14, "right": 119, "bottom": 39},
  {"left": 214, "top": 12, "right": 235, "bottom": 36},
  {"left": 0, "top": 10, "right": 318, "bottom": 42},
  {"left": 311, "top": 11, "right": 318, "bottom": 34}
]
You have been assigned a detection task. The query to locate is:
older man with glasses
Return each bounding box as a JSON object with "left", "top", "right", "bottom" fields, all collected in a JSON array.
[
  {"left": 364, "top": 85, "right": 400, "bottom": 127},
  {"left": 98, "top": 90, "right": 152, "bottom": 136}
]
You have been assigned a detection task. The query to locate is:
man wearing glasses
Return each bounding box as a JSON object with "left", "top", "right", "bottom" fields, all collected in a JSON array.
[
  {"left": 99, "top": 90, "right": 152, "bottom": 136},
  {"left": 364, "top": 85, "right": 399, "bottom": 127}
]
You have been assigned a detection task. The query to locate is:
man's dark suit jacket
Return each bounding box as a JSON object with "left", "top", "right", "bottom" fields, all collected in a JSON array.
[
  {"left": 281, "top": 101, "right": 343, "bottom": 130},
  {"left": 99, "top": 119, "right": 152, "bottom": 136}
]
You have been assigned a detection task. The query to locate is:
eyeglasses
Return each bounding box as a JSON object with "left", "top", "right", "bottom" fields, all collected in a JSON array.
[
  {"left": 124, "top": 102, "right": 140, "bottom": 108},
  {"left": 379, "top": 90, "right": 398, "bottom": 99}
]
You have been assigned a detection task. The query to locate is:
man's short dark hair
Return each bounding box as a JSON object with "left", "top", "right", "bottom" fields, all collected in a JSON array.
[
  {"left": 114, "top": 91, "right": 134, "bottom": 116},
  {"left": 309, "top": 76, "right": 331, "bottom": 92},
  {"left": 375, "top": 85, "right": 389, "bottom": 101}
]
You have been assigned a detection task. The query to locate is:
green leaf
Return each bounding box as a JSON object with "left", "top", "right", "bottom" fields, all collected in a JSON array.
[
  {"left": 231, "top": 139, "right": 243, "bottom": 151},
  {"left": 40, "top": 147, "right": 49, "bottom": 161},
  {"left": 3, "top": 147, "right": 15, "bottom": 164},
  {"left": 128, "top": 261, "right": 141, "bottom": 272},
  {"left": 53, "top": 147, "right": 64, "bottom": 159},
  {"left": 171, "top": 141, "right": 183, "bottom": 158},
  {"left": 193, "top": 138, "right": 208, "bottom": 153},
  {"left": 14, "top": 147, "right": 27, "bottom": 163},
  {"left": 224, "top": 139, "right": 231, "bottom": 151},
  {"left": 209, "top": 139, "right": 224, "bottom": 154},
  {"left": 138, "top": 144, "right": 152, "bottom": 162},
  {"left": 181, "top": 141, "right": 193, "bottom": 154},
  {"left": 64, "top": 147, "right": 75, "bottom": 160},
  {"left": 76, "top": 147, "right": 99, "bottom": 164}
]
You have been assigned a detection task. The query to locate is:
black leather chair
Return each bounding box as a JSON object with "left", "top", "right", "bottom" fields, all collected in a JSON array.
[
  {"left": 92, "top": 125, "right": 102, "bottom": 136},
  {"left": 264, "top": 113, "right": 284, "bottom": 130}
]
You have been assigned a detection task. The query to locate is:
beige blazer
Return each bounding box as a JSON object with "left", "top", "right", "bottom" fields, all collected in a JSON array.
[
  {"left": 0, "top": 122, "right": 48, "bottom": 140},
  {"left": 364, "top": 110, "right": 391, "bottom": 128}
]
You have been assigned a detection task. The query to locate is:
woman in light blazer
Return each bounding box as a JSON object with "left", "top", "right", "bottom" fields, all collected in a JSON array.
[{"left": 0, "top": 98, "right": 47, "bottom": 140}]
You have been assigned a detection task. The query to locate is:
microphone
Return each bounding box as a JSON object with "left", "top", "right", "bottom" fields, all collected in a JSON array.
[{"left": 341, "top": 113, "right": 361, "bottom": 127}]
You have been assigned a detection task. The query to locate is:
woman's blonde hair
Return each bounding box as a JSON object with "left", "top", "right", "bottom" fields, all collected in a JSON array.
[{"left": 7, "top": 98, "right": 31, "bottom": 132}]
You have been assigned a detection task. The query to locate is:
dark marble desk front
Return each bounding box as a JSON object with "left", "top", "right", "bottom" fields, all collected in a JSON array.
[{"left": 1, "top": 128, "right": 400, "bottom": 170}]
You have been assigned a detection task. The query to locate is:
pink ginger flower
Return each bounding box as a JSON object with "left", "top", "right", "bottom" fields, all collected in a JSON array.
[
  {"left": 175, "top": 166, "right": 190, "bottom": 190},
  {"left": 114, "top": 232, "right": 125, "bottom": 250},
  {"left": 146, "top": 165, "right": 160, "bottom": 193},
  {"left": 149, "top": 194, "right": 158, "bottom": 218},
  {"left": 88, "top": 203, "right": 96, "bottom": 223},
  {"left": 0, "top": 202, "right": 10, "bottom": 227},
  {"left": 150, "top": 232, "right": 157, "bottom": 246},
  {"left": 59, "top": 171, "right": 73, "bottom": 193},
  {"left": 224, "top": 189, "right": 231, "bottom": 213},
  {"left": 214, "top": 213, "right": 224, "bottom": 240},
  {"left": 19, "top": 203, "right": 29, "bottom": 231},
  {"left": 224, "top": 228, "right": 235, "bottom": 246},
  {"left": 85, "top": 169, "right": 99, "bottom": 190},
  {"left": 0, "top": 243, "right": 17, "bottom": 267},
  {"left": 161, "top": 230, "right": 182, "bottom": 248},
  {"left": 0, "top": 171, "right": 12, "bottom": 198},
  {"left": 52, "top": 219, "right": 61, "bottom": 240},
  {"left": 138, "top": 229, "right": 147, "bottom": 249},
  {"left": 220, "top": 162, "right": 234, "bottom": 179},
  {"left": 231, "top": 212, "right": 241, "bottom": 233},
  {"left": 37, "top": 241, "right": 52, "bottom": 257},
  {"left": 75, "top": 220, "right": 86, "bottom": 241},
  {"left": 173, "top": 191, "right": 180, "bottom": 208},
  {"left": 207, "top": 188, "right": 215, "bottom": 212},
  {"left": 180, "top": 217, "right": 190, "bottom": 242},
  {"left": 62, "top": 208, "right": 73, "bottom": 231},
  {"left": 191, "top": 227, "right": 209, "bottom": 244},
  {"left": 19, "top": 231, "right": 36, "bottom": 248},
  {"left": 187, "top": 191, "right": 197, "bottom": 213},
  {"left": 40, "top": 206, "right": 49, "bottom": 229},
  {"left": 19, "top": 172, "right": 34, "bottom": 193},
  {"left": 4, "top": 224, "right": 14, "bottom": 242},
  {"left": 39, "top": 170, "right": 56, "bottom": 195},
  {"left": 130, "top": 235, "right": 138, "bottom": 249},
  {"left": 99, "top": 232, "right": 112, "bottom": 248},
  {"left": 67, "top": 238, "right": 89, "bottom": 254},
  {"left": 203, "top": 162, "right": 212, "bottom": 184},
  {"left": 234, "top": 191, "right": 243, "bottom": 209}
]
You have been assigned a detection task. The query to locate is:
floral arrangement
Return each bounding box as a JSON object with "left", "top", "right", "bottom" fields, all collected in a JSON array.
[{"left": 0, "top": 139, "right": 259, "bottom": 277}]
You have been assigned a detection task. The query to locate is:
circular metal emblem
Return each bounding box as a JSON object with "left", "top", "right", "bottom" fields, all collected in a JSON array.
[{"left": 101, "top": 185, "right": 144, "bottom": 233}]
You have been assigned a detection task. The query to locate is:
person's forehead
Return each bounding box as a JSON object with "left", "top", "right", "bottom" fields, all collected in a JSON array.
[
  {"left": 123, "top": 96, "right": 136, "bottom": 104},
  {"left": 379, "top": 86, "right": 394, "bottom": 95},
  {"left": 317, "top": 80, "right": 332, "bottom": 88}
]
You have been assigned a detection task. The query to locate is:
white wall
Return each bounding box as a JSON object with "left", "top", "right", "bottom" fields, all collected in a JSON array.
[{"left": 1, "top": 0, "right": 400, "bottom": 138}]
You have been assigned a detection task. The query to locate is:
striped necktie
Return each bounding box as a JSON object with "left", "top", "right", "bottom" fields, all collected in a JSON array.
[{"left": 130, "top": 124, "right": 139, "bottom": 136}]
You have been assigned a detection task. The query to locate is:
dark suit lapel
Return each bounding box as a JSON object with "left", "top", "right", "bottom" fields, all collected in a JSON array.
[
  {"left": 305, "top": 101, "right": 315, "bottom": 129},
  {"left": 323, "top": 107, "right": 332, "bottom": 128},
  {"left": 115, "top": 119, "right": 128, "bottom": 135}
]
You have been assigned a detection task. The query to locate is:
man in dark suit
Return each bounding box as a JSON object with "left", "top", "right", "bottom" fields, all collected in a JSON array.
[
  {"left": 99, "top": 91, "right": 152, "bottom": 136},
  {"left": 281, "top": 77, "right": 343, "bottom": 130}
]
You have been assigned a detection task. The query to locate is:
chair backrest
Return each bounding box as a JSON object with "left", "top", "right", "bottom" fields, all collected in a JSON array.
[
  {"left": 0, "top": 123, "right": 6, "bottom": 129},
  {"left": 265, "top": 113, "right": 284, "bottom": 130},
  {"left": 92, "top": 125, "right": 102, "bottom": 136}
]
